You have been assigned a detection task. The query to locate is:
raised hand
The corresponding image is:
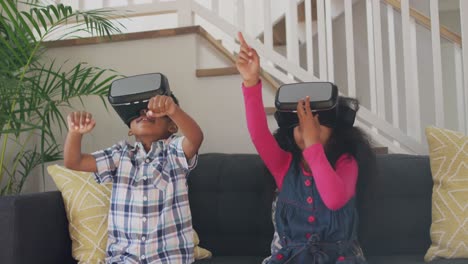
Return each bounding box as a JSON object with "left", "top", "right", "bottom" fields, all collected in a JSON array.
[
  {"left": 147, "top": 95, "right": 179, "bottom": 118},
  {"left": 236, "top": 32, "right": 260, "bottom": 87},
  {"left": 67, "top": 111, "right": 96, "bottom": 134},
  {"left": 297, "top": 97, "right": 321, "bottom": 148}
]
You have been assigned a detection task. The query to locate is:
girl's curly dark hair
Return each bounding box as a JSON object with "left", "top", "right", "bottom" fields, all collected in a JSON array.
[{"left": 273, "top": 96, "right": 376, "bottom": 204}]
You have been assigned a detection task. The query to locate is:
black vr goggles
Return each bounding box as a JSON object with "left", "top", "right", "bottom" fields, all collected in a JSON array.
[
  {"left": 108, "top": 73, "right": 171, "bottom": 126},
  {"left": 274, "top": 82, "right": 356, "bottom": 129}
]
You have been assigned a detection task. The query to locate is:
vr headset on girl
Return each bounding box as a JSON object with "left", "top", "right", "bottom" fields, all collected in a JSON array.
[
  {"left": 107, "top": 73, "right": 173, "bottom": 126},
  {"left": 274, "top": 82, "right": 356, "bottom": 129}
]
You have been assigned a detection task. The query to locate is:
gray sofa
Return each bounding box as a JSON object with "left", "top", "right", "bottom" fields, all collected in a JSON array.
[{"left": 0, "top": 153, "right": 466, "bottom": 264}]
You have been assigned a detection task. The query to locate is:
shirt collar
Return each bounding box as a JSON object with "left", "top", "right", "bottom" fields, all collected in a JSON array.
[{"left": 132, "top": 134, "right": 177, "bottom": 159}]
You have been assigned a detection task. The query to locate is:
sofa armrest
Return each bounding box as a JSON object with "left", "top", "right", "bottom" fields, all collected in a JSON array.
[{"left": 0, "top": 191, "right": 76, "bottom": 264}]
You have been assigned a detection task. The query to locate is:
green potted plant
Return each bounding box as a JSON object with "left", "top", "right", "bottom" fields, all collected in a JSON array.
[{"left": 0, "top": 0, "right": 124, "bottom": 195}]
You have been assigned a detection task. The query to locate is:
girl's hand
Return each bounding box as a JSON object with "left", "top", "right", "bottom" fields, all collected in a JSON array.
[
  {"left": 236, "top": 32, "right": 260, "bottom": 87},
  {"left": 147, "top": 95, "right": 179, "bottom": 118},
  {"left": 297, "top": 97, "right": 321, "bottom": 148},
  {"left": 67, "top": 111, "right": 96, "bottom": 134}
]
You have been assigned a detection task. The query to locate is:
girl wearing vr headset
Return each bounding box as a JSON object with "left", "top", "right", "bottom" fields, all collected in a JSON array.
[{"left": 236, "top": 32, "right": 375, "bottom": 264}]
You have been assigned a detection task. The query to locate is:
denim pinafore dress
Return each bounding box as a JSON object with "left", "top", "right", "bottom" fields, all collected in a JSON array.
[{"left": 266, "top": 162, "right": 367, "bottom": 264}]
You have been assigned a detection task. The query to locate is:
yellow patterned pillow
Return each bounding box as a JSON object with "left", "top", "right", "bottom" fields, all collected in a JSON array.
[
  {"left": 48, "top": 165, "right": 111, "bottom": 263},
  {"left": 193, "top": 227, "right": 212, "bottom": 259},
  {"left": 48, "top": 165, "right": 212, "bottom": 262},
  {"left": 424, "top": 127, "right": 468, "bottom": 261}
]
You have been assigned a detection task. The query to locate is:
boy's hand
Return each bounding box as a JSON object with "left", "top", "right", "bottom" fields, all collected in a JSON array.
[
  {"left": 67, "top": 111, "right": 96, "bottom": 134},
  {"left": 297, "top": 97, "right": 321, "bottom": 148},
  {"left": 236, "top": 32, "right": 260, "bottom": 87},
  {"left": 147, "top": 95, "right": 179, "bottom": 118}
]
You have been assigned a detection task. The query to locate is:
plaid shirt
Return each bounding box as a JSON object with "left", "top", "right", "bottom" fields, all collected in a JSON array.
[{"left": 93, "top": 135, "right": 197, "bottom": 264}]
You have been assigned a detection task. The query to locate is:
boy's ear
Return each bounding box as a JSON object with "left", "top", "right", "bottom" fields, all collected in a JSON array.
[
  {"left": 128, "top": 130, "right": 133, "bottom": 136},
  {"left": 168, "top": 123, "right": 178, "bottom": 134}
]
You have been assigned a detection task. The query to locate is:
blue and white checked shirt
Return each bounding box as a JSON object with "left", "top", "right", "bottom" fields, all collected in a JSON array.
[{"left": 92, "top": 135, "right": 197, "bottom": 264}]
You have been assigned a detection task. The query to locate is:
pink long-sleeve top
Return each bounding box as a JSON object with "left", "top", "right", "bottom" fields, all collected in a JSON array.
[{"left": 242, "top": 81, "right": 358, "bottom": 211}]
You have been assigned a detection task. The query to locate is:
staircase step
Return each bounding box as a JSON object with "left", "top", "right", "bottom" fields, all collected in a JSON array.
[
  {"left": 198, "top": 27, "right": 280, "bottom": 91},
  {"left": 373, "top": 147, "right": 389, "bottom": 154},
  {"left": 265, "top": 107, "right": 276, "bottom": 115},
  {"left": 196, "top": 67, "right": 239, "bottom": 77}
]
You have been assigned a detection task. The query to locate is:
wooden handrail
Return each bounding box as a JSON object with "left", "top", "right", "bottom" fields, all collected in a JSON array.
[
  {"left": 383, "top": 0, "right": 461, "bottom": 45},
  {"left": 44, "top": 26, "right": 200, "bottom": 48}
]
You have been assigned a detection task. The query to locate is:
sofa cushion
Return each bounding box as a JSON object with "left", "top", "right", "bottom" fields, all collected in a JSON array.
[
  {"left": 48, "top": 165, "right": 111, "bottom": 263},
  {"left": 367, "top": 255, "right": 468, "bottom": 264},
  {"left": 424, "top": 127, "right": 468, "bottom": 261},
  {"left": 194, "top": 256, "right": 266, "bottom": 264},
  {"left": 0, "top": 191, "right": 75, "bottom": 264},
  {"left": 358, "top": 154, "right": 433, "bottom": 256},
  {"left": 188, "top": 153, "right": 276, "bottom": 257}
]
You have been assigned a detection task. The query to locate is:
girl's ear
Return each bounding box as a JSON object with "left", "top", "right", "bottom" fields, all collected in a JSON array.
[{"left": 128, "top": 130, "right": 133, "bottom": 136}]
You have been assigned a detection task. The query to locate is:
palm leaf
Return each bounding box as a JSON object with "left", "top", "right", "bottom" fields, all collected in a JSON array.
[
  {"left": 0, "top": 1, "right": 124, "bottom": 195},
  {"left": 21, "top": 3, "right": 124, "bottom": 40},
  {"left": 18, "top": 61, "right": 120, "bottom": 147},
  {"left": 6, "top": 143, "right": 61, "bottom": 195}
]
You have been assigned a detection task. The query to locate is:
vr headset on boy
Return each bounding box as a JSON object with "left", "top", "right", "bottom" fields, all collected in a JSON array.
[
  {"left": 274, "top": 82, "right": 356, "bottom": 129},
  {"left": 108, "top": 73, "right": 171, "bottom": 126}
]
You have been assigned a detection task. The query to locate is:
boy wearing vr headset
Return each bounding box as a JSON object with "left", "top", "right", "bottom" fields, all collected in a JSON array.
[
  {"left": 64, "top": 73, "right": 203, "bottom": 264},
  {"left": 236, "top": 32, "right": 375, "bottom": 264}
]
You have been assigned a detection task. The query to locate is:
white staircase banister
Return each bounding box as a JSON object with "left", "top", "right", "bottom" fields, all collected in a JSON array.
[
  {"left": 263, "top": 0, "right": 273, "bottom": 50},
  {"left": 325, "top": 0, "right": 334, "bottom": 82},
  {"left": 286, "top": 0, "right": 300, "bottom": 66},
  {"left": 191, "top": 0, "right": 320, "bottom": 83},
  {"left": 304, "top": 0, "right": 314, "bottom": 75},
  {"left": 430, "top": 0, "right": 444, "bottom": 128},
  {"left": 316, "top": 0, "right": 327, "bottom": 80},
  {"left": 387, "top": 5, "right": 399, "bottom": 129},
  {"left": 454, "top": 44, "right": 466, "bottom": 134},
  {"left": 357, "top": 106, "right": 427, "bottom": 154},
  {"left": 460, "top": 1, "right": 468, "bottom": 133},
  {"left": 178, "top": 0, "right": 193, "bottom": 27},
  {"left": 372, "top": 0, "right": 386, "bottom": 120},
  {"left": 383, "top": 0, "right": 461, "bottom": 45},
  {"left": 344, "top": 0, "right": 355, "bottom": 98}
]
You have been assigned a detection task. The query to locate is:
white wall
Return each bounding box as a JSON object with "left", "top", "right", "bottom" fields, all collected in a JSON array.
[
  {"left": 35, "top": 33, "right": 277, "bottom": 192},
  {"left": 440, "top": 10, "right": 461, "bottom": 34}
]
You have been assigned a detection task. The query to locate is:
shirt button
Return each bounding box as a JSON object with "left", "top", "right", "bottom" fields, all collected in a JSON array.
[
  {"left": 306, "top": 233, "right": 312, "bottom": 239},
  {"left": 141, "top": 236, "right": 146, "bottom": 241},
  {"left": 308, "top": 216, "right": 316, "bottom": 223},
  {"left": 141, "top": 254, "right": 146, "bottom": 260},
  {"left": 142, "top": 217, "right": 147, "bottom": 222},
  {"left": 304, "top": 179, "right": 311, "bottom": 187},
  {"left": 338, "top": 256, "right": 346, "bottom": 261},
  {"left": 276, "top": 253, "right": 284, "bottom": 260},
  {"left": 307, "top": 196, "right": 313, "bottom": 204},
  {"left": 143, "top": 196, "right": 148, "bottom": 201},
  {"left": 142, "top": 176, "right": 147, "bottom": 181},
  {"left": 145, "top": 158, "right": 150, "bottom": 163}
]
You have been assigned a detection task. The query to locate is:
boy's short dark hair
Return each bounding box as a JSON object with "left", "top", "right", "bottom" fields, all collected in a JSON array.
[{"left": 170, "top": 93, "right": 179, "bottom": 106}]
